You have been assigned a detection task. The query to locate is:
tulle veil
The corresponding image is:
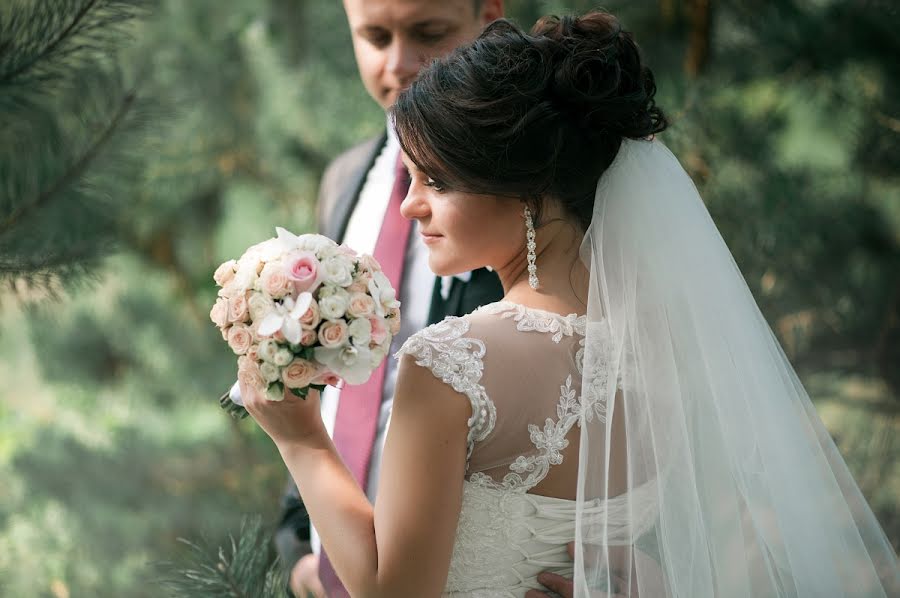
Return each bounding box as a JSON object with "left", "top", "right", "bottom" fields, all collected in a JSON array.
[{"left": 573, "top": 138, "right": 898, "bottom": 597}]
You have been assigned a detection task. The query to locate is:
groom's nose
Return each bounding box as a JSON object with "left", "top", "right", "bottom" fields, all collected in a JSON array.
[{"left": 385, "top": 36, "right": 421, "bottom": 85}]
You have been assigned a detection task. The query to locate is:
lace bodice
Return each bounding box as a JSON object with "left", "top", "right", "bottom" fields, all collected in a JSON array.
[{"left": 396, "top": 302, "right": 643, "bottom": 595}]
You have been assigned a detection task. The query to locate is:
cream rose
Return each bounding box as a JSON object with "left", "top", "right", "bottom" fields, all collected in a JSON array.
[
  {"left": 299, "top": 299, "right": 320, "bottom": 330},
  {"left": 227, "top": 324, "right": 253, "bottom": 355},
  {"left": 347, "top": 293, "right": 375, "bottom": 318},
  {"left": 213, "top": 260, "right": 236, "bottom": 286},
  {"left": 300, "top": 329, "right": 318, "bottom": 346},
  {"left": 228, "top": 293, "right": 249, "bottom": 323},
  {"left": 237, "top": 360, "right": 266, "bottom": 394},
  {"left": 318, "top": 320, "right": 349, "bottom": 348},
  {"left": 209, "top": 297, "right": 229, "bottom": 328},
  {"left": 260, "top": 262, "right": 293, "bottom": 299},
  {"left": 281, "top": 358, "right": 318, "bottom": 389}
]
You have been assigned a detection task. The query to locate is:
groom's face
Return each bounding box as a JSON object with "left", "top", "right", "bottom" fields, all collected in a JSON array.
[{"left": 343, "top": 0, "right": 502, "bottom": 110}]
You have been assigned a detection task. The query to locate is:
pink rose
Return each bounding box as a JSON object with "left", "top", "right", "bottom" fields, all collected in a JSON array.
[
  {"left": 228, "top": 293, "right": 249, "bottom": 323},
  {"left": 281, "top": 358, "right": 318, "bottom": 389},
  {"left": 347, "top": 293, "right": 376, "bottom": 318},
  {"left": 227, "top": 324, "right": 253, "bottom": 355},
  {"left": 300, "top": 329, "right": 318, "bottom": 346},
  {"left": 299, "top": 299, "right": 321, "bottom": 330},
  {"left": 369, "top": 316, "right": 389, "bottom": 346},
  {"left": 213, "top": 260, "right": 236, "bottom": 286},
  {"left": 261, "top": 264, "right": 293, "bottom": 299},
  {"left": 210, "top": 297, "right": 229, "bottom": 328},
  {"left": 311, "top": 369, "right": 341, "bottom": 387},
  {"left": 318, "top": 320, "right": 348, "bottom": 348},
  {"left": 387, "top": 307, "right": 401, "bottom": 335},
  {"left": 287, "top": 251, "right": 320, "bottom": 293}
]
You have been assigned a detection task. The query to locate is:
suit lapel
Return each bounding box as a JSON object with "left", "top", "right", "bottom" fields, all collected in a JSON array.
[{"left": 327, "top": 131, "right": 388, "bottom": 242}]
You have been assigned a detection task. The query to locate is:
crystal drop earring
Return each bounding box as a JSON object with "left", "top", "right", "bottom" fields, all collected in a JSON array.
[{"left": 524, "top": 205, "right": 539, "bottom": 289}]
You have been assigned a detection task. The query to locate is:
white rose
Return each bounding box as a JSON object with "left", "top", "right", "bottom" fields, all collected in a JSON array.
[
  {"left": 272, "top": 347, "right": 293, "bottom": 367},
  {"left": 295, "top": 233, "right": 334, "bottom": 254},
  {"left": 266, "top": 381, "right": 285, "bottom": 402},
  {"left": 257, "top": 339, "right": 280, "bottom": 363},
  {"left": 259, "top": 362, "right": 281, "bottom": 383},
  {"left": 319, "top": 293, "right": 349, "bottom": 320},
  {"left": 248, "top": 293, "right": 275, "bottom": 322},
  {"left": 369, "top": 345, "right": 388, "bottom": 369},
  {"left": 347, "top": 318, "right": 372, "bottom": 346},
  {"left": 320, "top": 255, "right": 354, "bottom": 287}
]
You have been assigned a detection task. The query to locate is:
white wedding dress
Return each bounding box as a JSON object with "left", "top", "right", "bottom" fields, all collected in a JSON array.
[{"left": 397, "top": 301, "right": 658, "bottom": 597}]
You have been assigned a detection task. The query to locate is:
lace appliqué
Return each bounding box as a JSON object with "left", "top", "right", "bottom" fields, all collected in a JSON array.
[
  {"left": 470, "top": 307, "right": 617, "bottom": 494},
  {"left": 395, "top": 317, "right": 496, "bottom": 462},
  {"left": 478, "top": 301, "right": 585, "bottom": 343}
]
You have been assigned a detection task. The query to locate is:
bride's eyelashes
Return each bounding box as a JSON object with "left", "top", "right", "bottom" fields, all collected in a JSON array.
[{"left": 423, "top": 177, "right": 447, "bottom": 193}]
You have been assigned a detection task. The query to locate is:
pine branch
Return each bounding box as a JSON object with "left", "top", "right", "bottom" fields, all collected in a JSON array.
[
  {"left": 155, "top": 516, "right": 286, "bottom": 598},
  {"left": 0, "top": 0, "right": 153, "bottom": 93},
  {"left": 0, "top": 85, "right": 138, "bottom": 235}
]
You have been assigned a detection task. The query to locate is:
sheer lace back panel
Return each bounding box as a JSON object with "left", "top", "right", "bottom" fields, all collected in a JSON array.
[
  {"left": 397, "top": 301, "right": 597, "bottom": 499},
  {"left": 396, "top": 302, "right": 649, "bottom": 596}
]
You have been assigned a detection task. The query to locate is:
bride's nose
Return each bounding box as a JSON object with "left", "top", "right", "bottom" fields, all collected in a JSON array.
[{"left": 400, "top": 185, "right": 430, "bottom": 221}]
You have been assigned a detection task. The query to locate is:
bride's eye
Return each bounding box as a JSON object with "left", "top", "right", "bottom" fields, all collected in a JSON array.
[{"left": 424, "top": 177, "right": 447, "bottom": 193}]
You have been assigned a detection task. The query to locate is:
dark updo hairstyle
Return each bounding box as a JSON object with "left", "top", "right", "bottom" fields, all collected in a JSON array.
[{"left": 392, "top": 10, "right": 667, "bottom": 231}]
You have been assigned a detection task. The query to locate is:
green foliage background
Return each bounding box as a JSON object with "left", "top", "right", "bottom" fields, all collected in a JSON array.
[{"left": 1, "top": 1, "right": 897, "bottom": 596}]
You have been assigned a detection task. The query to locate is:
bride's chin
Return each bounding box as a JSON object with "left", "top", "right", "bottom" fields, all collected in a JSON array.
[{"left": 427, "top": 255, "right": 471, "bottom": 278}]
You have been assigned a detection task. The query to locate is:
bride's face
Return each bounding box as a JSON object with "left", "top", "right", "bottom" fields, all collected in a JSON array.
[{"left": 400, "top": 156, "right": 525, "bottom": 277}]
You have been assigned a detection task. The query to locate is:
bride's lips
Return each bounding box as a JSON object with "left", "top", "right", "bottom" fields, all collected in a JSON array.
[{"left": 420, "top": 231, "right": 443, "bottom": 244}]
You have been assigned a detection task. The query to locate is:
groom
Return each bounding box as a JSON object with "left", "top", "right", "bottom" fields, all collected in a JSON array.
[{"left": 269, "top": 1, "right": 504, "bottom": 596}]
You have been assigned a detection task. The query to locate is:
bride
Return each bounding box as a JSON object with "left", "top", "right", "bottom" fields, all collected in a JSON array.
[{"left": 240, "top": 10, "right": 898, "bottom": 598}]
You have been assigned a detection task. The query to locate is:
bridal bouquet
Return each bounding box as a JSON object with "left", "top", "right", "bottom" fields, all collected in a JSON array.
[{"left": 210, "top": 228, "right": 400, "bottom": 418}]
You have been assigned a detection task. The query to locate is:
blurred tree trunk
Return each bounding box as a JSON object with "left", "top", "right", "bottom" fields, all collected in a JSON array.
[{"left": 684, "top": 0, "right": 712, "bottom": 77}]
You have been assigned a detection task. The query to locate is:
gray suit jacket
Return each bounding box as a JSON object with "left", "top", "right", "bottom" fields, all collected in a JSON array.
[{"left": 274, "top": 132, "right": 503, "bottom": 576}]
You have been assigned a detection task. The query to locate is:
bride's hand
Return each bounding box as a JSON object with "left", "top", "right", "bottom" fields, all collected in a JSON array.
[{"left": 239, "top": 381, "right": 327, "bottom": 449}]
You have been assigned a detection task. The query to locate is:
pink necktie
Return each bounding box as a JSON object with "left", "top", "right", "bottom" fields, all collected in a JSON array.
[{"left": 319, "top": 154, "right": 411, "bottom": 597}]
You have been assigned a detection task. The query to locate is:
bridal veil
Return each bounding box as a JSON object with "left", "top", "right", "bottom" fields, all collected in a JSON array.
[{"left": 574, "top": 138, "right": 899, "bottom": 597}]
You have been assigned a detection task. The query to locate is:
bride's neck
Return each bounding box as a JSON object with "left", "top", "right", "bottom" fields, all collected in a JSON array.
[{"left": 496, "top": 215, "right": 589, "bottom": 315}]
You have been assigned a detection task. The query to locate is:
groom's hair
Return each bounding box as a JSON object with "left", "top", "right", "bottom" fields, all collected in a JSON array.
[{"left": 392, "top": 10, "right": 667, "bottom": 231}]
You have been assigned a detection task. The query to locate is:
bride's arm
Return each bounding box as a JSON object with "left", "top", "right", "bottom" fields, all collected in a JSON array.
[{"left": 244, "top": 354, "right": 470, "bottom": 598}]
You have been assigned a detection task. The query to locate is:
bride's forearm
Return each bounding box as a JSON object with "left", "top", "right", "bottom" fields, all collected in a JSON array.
[{"left": 277, "top": 438, "right": 380, "bottom": 597}]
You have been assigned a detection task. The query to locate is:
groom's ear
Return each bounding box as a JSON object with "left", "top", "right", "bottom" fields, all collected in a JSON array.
[{"left": 477, "top": 0, "right": 504, "bottom": 26}]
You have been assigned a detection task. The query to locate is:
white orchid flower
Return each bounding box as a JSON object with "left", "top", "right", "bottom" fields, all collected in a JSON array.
[
  {"left": 367, "top": 271, "right": 399, "bottom": 318},
  {"left": 257, "top": 292, "right": 312, "bottom": 345}
]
